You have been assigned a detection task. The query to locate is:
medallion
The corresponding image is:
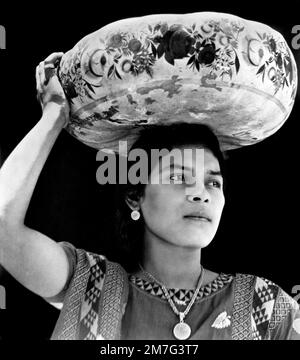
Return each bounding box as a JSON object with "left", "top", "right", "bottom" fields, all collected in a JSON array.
[{"left": 173, "top": 321, "right": 191, "bottom": 340}]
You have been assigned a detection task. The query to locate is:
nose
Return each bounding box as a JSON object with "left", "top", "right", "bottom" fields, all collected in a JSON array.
[
  {"left": 185, "top": 184, "right": 210, "bottom": 203},
  {"left": 186, "top": 194, "right": 209, "bottom": 203}
]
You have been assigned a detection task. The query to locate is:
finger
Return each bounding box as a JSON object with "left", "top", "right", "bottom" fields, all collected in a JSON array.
[
  {"left": 39, "top": 61, "right": 46, "bottom": 86},
  {"left": 35, "top": 65, "right": 42, "bottom": 93},
  {"left": 44, "top": 66, "right": 56, "bottom": 86},
  {"left": 35, "top": 66, "right": 43, "bottom": 106},
  {"left": 44, "top": 52, "right": 64, "bottom": 65},
  {"left": 35, "top": 65, "right": 40, "bottom": 91}
]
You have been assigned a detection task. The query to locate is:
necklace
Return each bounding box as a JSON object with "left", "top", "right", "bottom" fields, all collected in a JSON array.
[{"left": 138, "top": 264, "right": 205, "bottom": 340}]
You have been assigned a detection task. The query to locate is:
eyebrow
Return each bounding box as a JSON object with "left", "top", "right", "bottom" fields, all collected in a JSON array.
[
  {"left": 161, "top": 164, "right": 223, "bottom": 177},
  {"left": 207, "top": 170, "right": 223, "bottom": 177}
]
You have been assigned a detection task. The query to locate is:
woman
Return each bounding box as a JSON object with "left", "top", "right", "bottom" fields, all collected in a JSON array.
[{"left": 0, "top": 53, "right": 299, "bottom": 340}]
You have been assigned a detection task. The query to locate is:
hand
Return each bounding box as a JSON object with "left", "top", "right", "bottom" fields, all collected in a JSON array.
[{"left": 36, "top": 52, "right": 70, "bottom": 128}]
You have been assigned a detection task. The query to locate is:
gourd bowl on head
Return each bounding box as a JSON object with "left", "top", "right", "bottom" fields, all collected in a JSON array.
[{"left": 57, "top": 11, "right": 298, "bottom": 153}]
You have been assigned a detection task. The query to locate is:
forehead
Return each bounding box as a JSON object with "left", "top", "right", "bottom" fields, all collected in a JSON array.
[{"left": 155, "top": 146, "right": 221, "bottom": 172}]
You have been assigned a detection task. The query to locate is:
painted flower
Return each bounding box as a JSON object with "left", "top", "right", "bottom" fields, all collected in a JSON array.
[
  {"left": 128, "top": 39, "right": 142, "bottom": 53},
  {"left": 276, "top": 53, "right": 283, "bottom": 69},
  {"left": 131, "top": 49, "right": 155, "bottom": 76},
  {"left": 160, "top": 22, "right": 169, "bottom": 35},
  {"left": 121, "top": 59, "right": 132, "bottom": 73},
  {"left": 108, "top": 34, "right": 124, "bottom": 48},
  {"left": 156, "top": 25, "right": 195, "bottom": 65},
  {"left": 169, "top": 27, "right": 195, "bottom": 58},
  {"left": 268, "top": 37, "right": 277, "bottom": 53},
  {"left": 231, "top": 22, "right": 244, "bottom": 33},
  {"left": 197, "top": 43, "right": 217, "bottom": 65},
  {"left": 230, "top": 39, "right": 238, "bottom": 49},
  {"left": 223, "top": 25, "right": 233, "bottom": 36},
  {"left": 284, "top": 56, "right": 294, "bottom": 84},
  {"left": 209, "top": 21, "right": 221, "bottom": 33},
  {"left": 88, "top": 49, "right": 108, "bottom": 77},
  {"left": 64, "top": 79, "right": 77, "bottom": 100}
]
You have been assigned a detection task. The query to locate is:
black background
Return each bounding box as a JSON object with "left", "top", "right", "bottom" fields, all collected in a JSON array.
[{"left": 0, "top": 1, "right": 299, "bottom": 340}]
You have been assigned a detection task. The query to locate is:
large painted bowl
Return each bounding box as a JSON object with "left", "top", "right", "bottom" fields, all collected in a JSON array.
[{"left": 57, "top": 12, "right": 298, "bottom": 152}]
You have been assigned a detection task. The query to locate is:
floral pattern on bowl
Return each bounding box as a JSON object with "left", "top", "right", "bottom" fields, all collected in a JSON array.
[{"left": 57, "top": 12, "right": 297, "bottom": 152}]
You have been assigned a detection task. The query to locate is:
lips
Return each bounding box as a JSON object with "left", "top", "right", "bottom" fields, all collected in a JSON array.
[{"left": 183, "top": 212, "right": 212, "bottom": 222}]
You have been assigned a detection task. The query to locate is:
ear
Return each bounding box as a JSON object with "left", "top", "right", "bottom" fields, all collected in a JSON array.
[{"left": 125, "top": 191, "right": 143, "bottom": 211}]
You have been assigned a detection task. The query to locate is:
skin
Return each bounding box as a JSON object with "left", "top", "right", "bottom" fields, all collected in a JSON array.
[
  {"left": 127, "top": 146, "right": 225, "bottom": 289},
  {"left": 0, "top": 53, "right": 229, "bottom": 340},
  {"left": 0, "top": 53, "right": 71, "bottom": 299},
  {"left": 0, "top": 51, "right": 224, "bottom": 299}
]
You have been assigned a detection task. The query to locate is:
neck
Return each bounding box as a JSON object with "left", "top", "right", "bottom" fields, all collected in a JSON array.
[{"left": 140, "top": 231, "right": 203, "bottom": 290}]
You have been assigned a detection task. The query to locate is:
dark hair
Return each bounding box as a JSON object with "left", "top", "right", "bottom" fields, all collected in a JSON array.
[{"left": 108, "top": 123, "right": 227, "bottom": 272}]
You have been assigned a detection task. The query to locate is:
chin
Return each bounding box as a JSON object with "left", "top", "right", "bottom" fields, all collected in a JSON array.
[
  {"left": 188, "top": 231, "right": 215, "bottom": 248},
  {"left": 197, "top": 239, "right": 213, "bottom": 249},
  {"left": 159, "top": 227, "right": 215, "bottom": 249},
  {"left": 176, "top": 232, "right": 214, "bottom": 249},
  {"left": 189, "top": 237, "right": 212, "bottom": 249}
]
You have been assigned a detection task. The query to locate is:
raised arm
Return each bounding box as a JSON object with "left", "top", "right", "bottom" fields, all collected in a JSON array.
[{"left": 0, "top": 53, "right": 72, "bottom": 298}]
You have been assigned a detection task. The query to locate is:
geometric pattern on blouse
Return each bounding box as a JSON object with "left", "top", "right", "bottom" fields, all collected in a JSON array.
[
  {"left": 53, "top": 242, "right": 299, "bottom": 341},
  {"left": 99, "top": 261, "right": 129, "bottom": 340},
  {"left": 250, "top": 277, "right": 279, "bottom": 340},
  {"left": 79, "top": 252, "right": 106, "bottom": 340},
  {"left": 231, "top": 274, "right": 255, "bottom": 340},
  {"left": 269, "top": 287, "right": 298, "bottom": 330},
  {"left": 129, "top": 273, "right": 234, "bottom": 305},
  {"left": 53, "top": 243, "right": 299, "bottom": 340}
]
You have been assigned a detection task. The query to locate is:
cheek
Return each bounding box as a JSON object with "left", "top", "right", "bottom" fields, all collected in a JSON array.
[
  {"left": 141, "top": 186, "right": 179, "bottom": 224},
  {"left": 215, "top": 193, "right": 225, "bottom": 216},
  {"left": 141, "top": 187, "right": 166, "bottom": 218}
]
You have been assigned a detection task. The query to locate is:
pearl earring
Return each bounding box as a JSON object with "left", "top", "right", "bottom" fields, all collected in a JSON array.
[{"left": 131, "top": 210, "right": 140, "bottom": 221}]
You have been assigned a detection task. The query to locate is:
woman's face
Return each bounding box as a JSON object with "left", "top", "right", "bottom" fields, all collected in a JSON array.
[{"left": 139, "top": 145, "right": 225, "bottom": 249}]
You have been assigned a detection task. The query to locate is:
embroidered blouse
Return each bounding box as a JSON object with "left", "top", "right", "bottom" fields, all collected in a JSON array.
[{"left": 44, "top": 242, "right": 300, "bottom": 340}]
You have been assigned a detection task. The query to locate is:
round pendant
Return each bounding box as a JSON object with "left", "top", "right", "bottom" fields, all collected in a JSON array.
[{"left": 173, "top": 322, "right": 191, "bottom": 340}]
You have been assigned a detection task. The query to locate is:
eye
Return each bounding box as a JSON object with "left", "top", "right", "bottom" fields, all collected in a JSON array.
[
  {"left": 170, "top": 173, "right": 185, "bottom": 182},
  {"left": 207, "top": 180, "right": 222, "bottom": 189}
]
